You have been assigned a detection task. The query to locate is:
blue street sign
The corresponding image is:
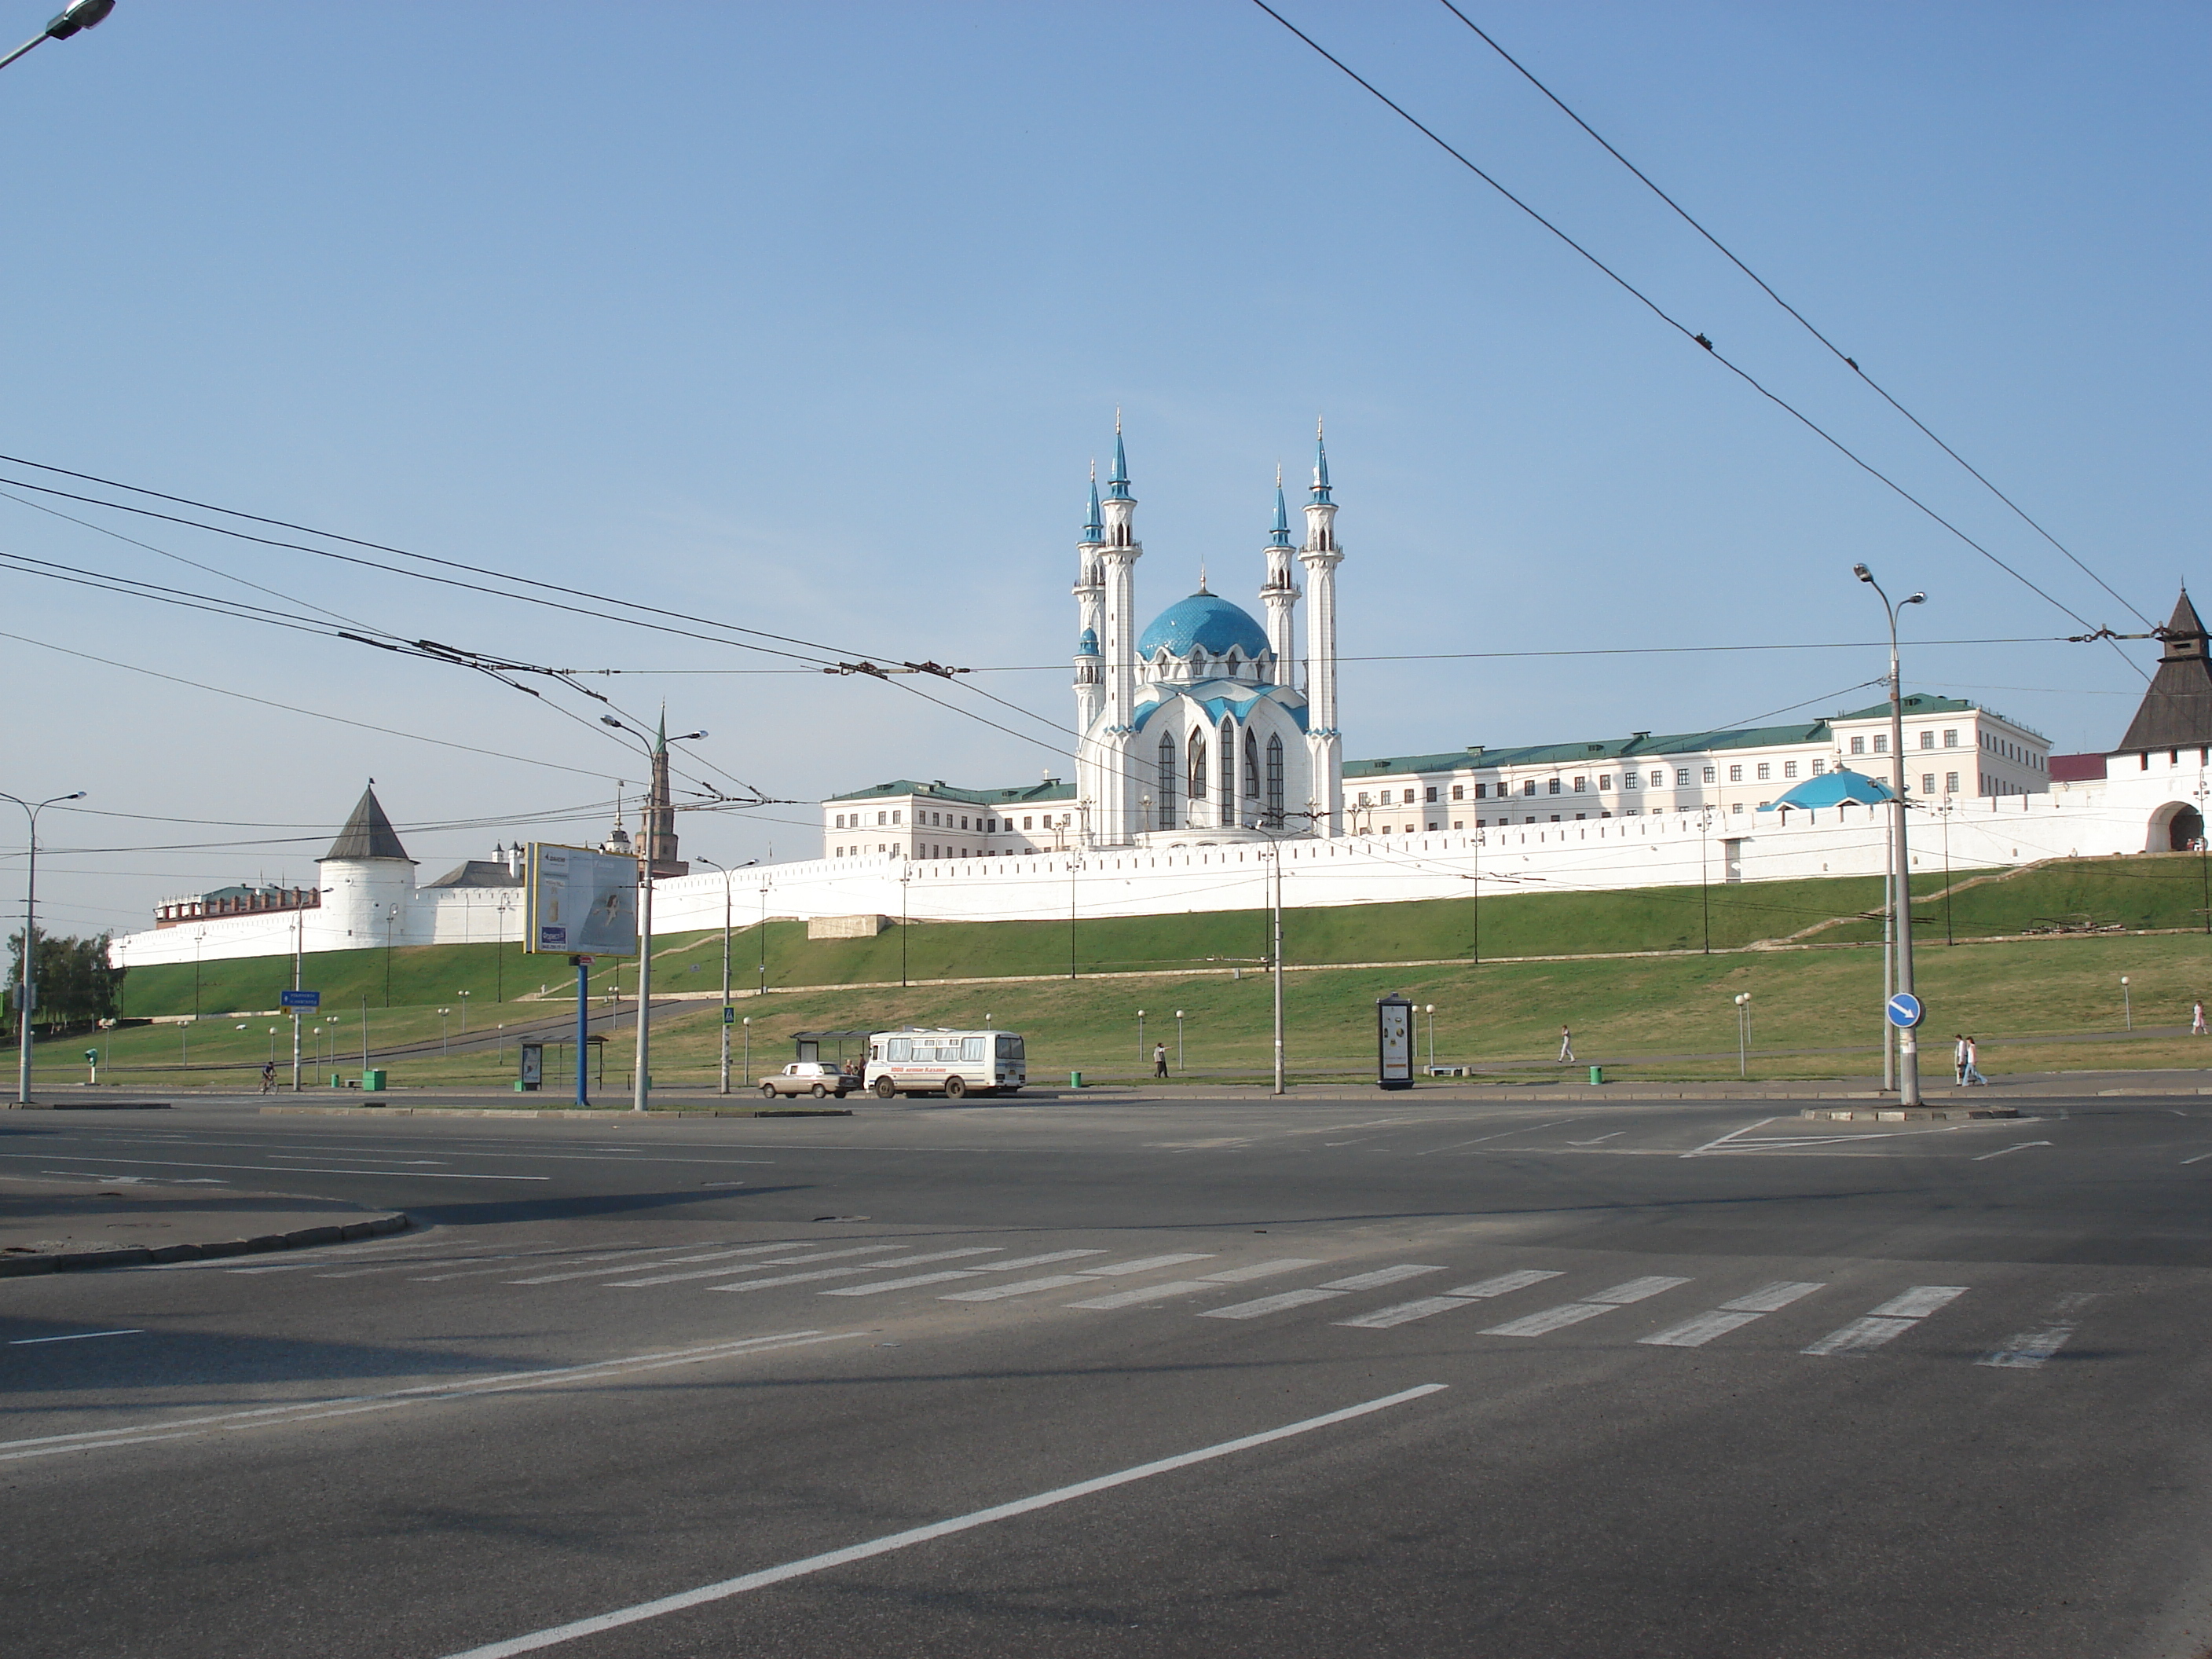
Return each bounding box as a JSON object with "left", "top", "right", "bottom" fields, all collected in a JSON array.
[
  {"left": 280, "top": 990, "right": 321, "bottom": 1009},
  {"left": 722, "top": 1005, "right": 736, "bottom": 1025},
  {"left": 1885, "top": 992, "right": 1924, "bottom": 1029}
]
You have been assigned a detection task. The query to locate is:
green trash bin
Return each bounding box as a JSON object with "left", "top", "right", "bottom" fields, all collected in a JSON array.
[
  {"left": 1069, "top": 1071, "right": 1084, "bottom": 1089},
  {"left": 361, "top": 1068, "right": 386, "bottom": 1092},
  {"left": 328, "top": 1073, "right": 342, "bottom": 1089},
  {"left": 1588, "top": 1065, "right": 1605, "bottom": 1086}
]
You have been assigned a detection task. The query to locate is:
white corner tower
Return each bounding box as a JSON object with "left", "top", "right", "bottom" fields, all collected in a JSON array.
[{"left": 1298, "top": 419, "right": 1345, "bottom": 836}]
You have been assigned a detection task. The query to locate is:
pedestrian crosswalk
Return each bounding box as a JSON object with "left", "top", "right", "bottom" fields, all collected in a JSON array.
[{"left": 170, "top": 1228, "right": 2084, "bottom": 1372}]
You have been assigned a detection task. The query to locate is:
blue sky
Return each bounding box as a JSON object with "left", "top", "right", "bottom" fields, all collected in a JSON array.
[{"left": 1, "top": 2, "right": 2204, "bottom": 938}]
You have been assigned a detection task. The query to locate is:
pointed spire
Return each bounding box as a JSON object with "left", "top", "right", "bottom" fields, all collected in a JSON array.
[
  {"left": 322, "top": 782, "right": 411, "bottom": 862},
  {"left": 1269, "top": 463, "right": 1292, "bottom": 547},
  {"left": 654, "top": 704, "right": 668, "bottom": 754},
  {"left": 1083, "top": 461, "right": 1104, "bottom": 544},
  {"left": 1106, "top": 409, "right": 1132, "bottom": 500},
  {"left": 1310, "top": 414, "right": 1331, "bottom": 503},
  {"left": 1198, "top": 561, "right": 1210, "bottom": 595}
]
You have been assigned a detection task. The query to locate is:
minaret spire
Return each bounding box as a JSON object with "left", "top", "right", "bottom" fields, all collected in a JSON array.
[
  {"left": 1299, "top": 417, "right": 1344, "bottom": 835},
  {"left": 1106, "top": 408, "right": 1132, "bottom": 501},
  {"left": 1083, "top": 460, "right": 1104, "bottom": 544},
  {"left": 1310, "top": 415, "right": 1332, "bottom": 504},
  {"left": 1260, "top": 460, "right": 1301, "bottom": 681}
]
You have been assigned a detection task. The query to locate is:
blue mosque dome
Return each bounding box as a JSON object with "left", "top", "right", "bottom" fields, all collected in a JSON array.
[
  {"left": 1075, "top": 628, "right": 1100, "bottom": 657},
  {"left": 1137, "top": 591, "right": 1271, "bottom": 661}
]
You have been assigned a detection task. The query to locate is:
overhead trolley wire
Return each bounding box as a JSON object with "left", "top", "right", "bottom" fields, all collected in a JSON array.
[
  {"left": 1247, "top": 1, "right": 2150, "bottom": 680},
  {"left": 1431, "top": 0, "right": 2154, "bottom": 632}
]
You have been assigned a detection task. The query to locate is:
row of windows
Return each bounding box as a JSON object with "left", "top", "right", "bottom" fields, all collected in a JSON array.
[
  {"left": 831, "top": 808, "right": 1063, "bottom": 833},
  {"left": 1357, "top": 758, "right": 1835, "bottom": 808}
]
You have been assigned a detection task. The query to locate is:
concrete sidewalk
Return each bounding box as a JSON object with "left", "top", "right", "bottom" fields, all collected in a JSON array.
[{"left": 0, "top": 1173, "right": 408, "bottom": 1276}]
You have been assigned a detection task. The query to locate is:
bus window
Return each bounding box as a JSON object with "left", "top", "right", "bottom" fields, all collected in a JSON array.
[
  {"left": 996, "top": 1035, "right": 1024, "bottom": 1061},
  {"left": 962, "top": 1037, "right": 983, "bottom": 1062},
  {"left": 887, "top": 1037, "right": 912, "bottom": 1061}
]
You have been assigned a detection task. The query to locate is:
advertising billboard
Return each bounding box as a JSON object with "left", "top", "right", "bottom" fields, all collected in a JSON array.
[{"left": 524, "top": 843, "right": 639, "bottom": 957}]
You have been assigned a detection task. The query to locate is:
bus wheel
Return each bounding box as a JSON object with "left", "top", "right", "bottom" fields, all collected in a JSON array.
[
  {"left": 943, "top": 1075, "right": 967, "bottom": 1099},
  {"left": 873, "top": 1075, "right": 898, "bottom": 1099}
]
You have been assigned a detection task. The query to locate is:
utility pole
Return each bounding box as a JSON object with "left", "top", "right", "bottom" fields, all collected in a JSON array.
[
  {"left": 1855, "top": 563, "right": 1926, "bottom": 1105},
  {"left": 697, "top": 857, "right": 736, "bottom": 1094},
  {"left": 5, "top": 791, "right": 85, "bottom": 1105}
]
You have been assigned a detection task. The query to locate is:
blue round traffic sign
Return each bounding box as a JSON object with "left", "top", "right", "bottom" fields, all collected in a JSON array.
[{"left": 1885, "top": 992, "right": 1924, "bottom": 1029}]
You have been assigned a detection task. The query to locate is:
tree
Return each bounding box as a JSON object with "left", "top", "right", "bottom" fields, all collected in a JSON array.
[{"left": 6, "top": 931, "right": 126, "bottom": 1035}]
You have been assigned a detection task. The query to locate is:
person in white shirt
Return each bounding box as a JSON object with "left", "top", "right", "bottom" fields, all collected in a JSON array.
[
  {"left": 2192, "top": 1000, "right": 2207, "bottom": 1037},
  {"left": 1557, "top": 1025, "right": 1575, "bottom": 1064},
  {"left": 1963, "top": 1036, "right": 1988, "bottom": 1086},
  {"left": 1953, "top": 1035, "right": 1969, "bottom": 1088}
]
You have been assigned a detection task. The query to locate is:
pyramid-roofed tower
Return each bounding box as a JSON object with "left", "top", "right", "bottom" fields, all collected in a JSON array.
[
  {"left": 319, "top": 782, "right": 413, "bottom": 862},
  {"left": 2115, "top": 589, "right": 2212, "bottom": 756}
]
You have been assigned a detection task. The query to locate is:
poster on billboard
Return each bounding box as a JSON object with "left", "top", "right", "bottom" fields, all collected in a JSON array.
[
  {"left": 524, "top": 843, "right": 639, "bottom": 957},
  {"left": 1376, "top": 994, "right": 1414, "bottom": 1090}
]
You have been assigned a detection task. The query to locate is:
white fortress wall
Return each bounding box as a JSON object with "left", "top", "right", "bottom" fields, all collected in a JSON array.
[{"left": 108, "top": 775, "right": 2186, "bottom": 971}]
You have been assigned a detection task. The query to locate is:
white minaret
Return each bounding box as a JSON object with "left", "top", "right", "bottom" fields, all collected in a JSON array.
[
  {"left": 1259, "top": 464, "right": 1300, "bottom": 684},
  {"left": 1095, "top": 417, "right": 1144, "bottom": 841},
  {"left": 1298, "top": 420, "right": 1344, "bottom": 836},
  {"left": 1072, "top": 463, "right": 1106, "bottom": 734}
]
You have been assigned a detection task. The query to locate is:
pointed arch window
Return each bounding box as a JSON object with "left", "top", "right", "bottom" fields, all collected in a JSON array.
[
  {"left": 1220, "top": 716, "right": 1237, "bottom": 823},
  {"left": 1265, "top": 734, "right": 1285, "bottom": 827},
  {"left": 1187, "top": 731, "right": 1208, "bottom": 817},
  {"left": 1156, "top": 732, "right": 1180, "bottom": 831},
  {"left": 1243, "top": 726, "right": 1261, "bottom": 818}
]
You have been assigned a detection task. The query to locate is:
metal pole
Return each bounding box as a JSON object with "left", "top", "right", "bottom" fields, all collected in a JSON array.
[
  {"left": 1882, "top": 854, "right": 1897, "bottom": 1093},
  {"left": 1858, "top": 569, "right": 1925, "bottom": 1106},
  {"left": 1700, "top": 811, "right": 1711, "bottom": 954},
  {"left": 632, "top": 859, "right": 654, "bottom": 1112},
  {"left": 575, "top": 958, "right": 590, "bottom": 1107},
  {"left": 16, "top": 817, "right": 31, "bottom": 1106},
  {"left": 900, "top": 870, "right": 909, "bottom": 987},
  {"left": 1942, "top": 804, "right": 1954, "bottom": 947},
  {"left": 291, "top": 909, "right": 303, "bottom": 1091},
  {"left": 720, "top": 870, "right": 731, "bottom": 1093},
  {"left": 757, "top": 884, "right": 768, "bottom": 998},
  {"left": 1271, "top": 844, "right": 1285, "bottom": 1096},
  {"left": 360, "top": 992, "right": 368, "bottom": 1075},
  {"left": 1176, "top": 1010, "right": 1184, "bottom": 1071},
  {"left": 1068, "top": 854, "right": 1079, "bottom": 981}
]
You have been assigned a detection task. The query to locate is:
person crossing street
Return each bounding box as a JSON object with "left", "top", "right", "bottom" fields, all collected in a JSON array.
[
  {"left": 1152, "top": 1042, "right": 1168, "bottom": 1079},
  {"left": 1557, "top": 1025, "right": 1575, "bottom": 1064}
]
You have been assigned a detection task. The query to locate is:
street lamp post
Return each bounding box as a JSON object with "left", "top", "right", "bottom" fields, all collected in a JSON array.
[
  {"left": 1175, "top": 1009, "right": 1185, "bottom": 1073},
  {"left": 1734, "top": 991, "right": 1752, "bottom": 1079},
  {"left": 1424, "top": 1003, "right": 1436, "bottom": 1075},
  {"left": 695, "top": 857, "right": 738, "bottom": 1094},
  {"left": 2122, "top": 975, "right": 2133, "bottom": 1032},
  {"left": 599, "top": 715, "right": 708, "bottom": 1113},
  {"left": 1855, "top": 563, "right": 1927, "bottom": 1105},
  {"left": 1137, "top": 1009, "right": 1145, "bottom": 1068},
  {"left": 0, "top": 0, "right": 115, "bottom": 73},
  {"left": 438, "top": 1008, "right": 450, "bottom": 1057},
  {"left": 3, "top": 789, "right": 84, "bottom": 1105},
  {"left": 757, "top": 883, "right": 770, "bottom": 999}
]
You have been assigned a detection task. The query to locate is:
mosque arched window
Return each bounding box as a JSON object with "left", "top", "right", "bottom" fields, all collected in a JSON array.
[
  {"left": 1188, "top": 732, "right": 1208, "bottom": 819},
  {"left": 1265, "top": 734, "right": 1285, "bottom": 827},
  {"left": 1220, "top": 716, "right": 1237, "bottom": 822},
  {"left": 1243, "top": 727, "right": 1261, "bottom": 815},
  {"left": 1157, "top": 733, "right": 1180, "bottom": 831}
]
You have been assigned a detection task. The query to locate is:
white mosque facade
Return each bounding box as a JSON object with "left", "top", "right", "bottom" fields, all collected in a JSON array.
[{"left": 105, "top": 430, "right": 2212, "bottom": 973}]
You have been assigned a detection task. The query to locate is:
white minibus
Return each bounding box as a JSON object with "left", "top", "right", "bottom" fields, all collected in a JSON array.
[{"left": 866, "top": 1028, "right": 1026, "bottom": 1098}]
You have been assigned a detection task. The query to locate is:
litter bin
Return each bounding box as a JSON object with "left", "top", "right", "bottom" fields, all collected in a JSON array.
[
  {"left": 361, "top": 1068, "right": 386, "bottom": 1092},
  {"left": 1068, "top": 1071, "right": 1084, "bottom": 1089},
  {"left": 1588, "top": 1065, "right": 1605, "bottom": 1086},
  {"left": 328, "top": 1072, "right": 342, "bottom": 1089}
]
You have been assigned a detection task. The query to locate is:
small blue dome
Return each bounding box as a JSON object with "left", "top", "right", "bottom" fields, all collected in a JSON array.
[
  {"left": 1075, "top": 628, "right": 1100, "bottom": 657},
  {"left": 1137, "top": 592, "right": 1270, "bottom": 661}
]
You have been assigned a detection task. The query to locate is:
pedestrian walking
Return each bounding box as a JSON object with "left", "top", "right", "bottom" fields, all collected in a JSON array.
[
  {"left": 260, "top": 1060, "right": 276, "bottom": 1095},
  {"left": 1963, "top": 1036, "right": 1989, "bottom": 1087},
  {"left": 1152, "top": 1042, "right": 1168, "bottom": 1079},
  {"left": 1953, "top": 1035, "right": 1969, "bottom": 1088},
  {"left": 2193, "top": 999, "right": 2207, "bottom": 1037},
  {"left": 1557, "top": 1025, "right": 1575, "bottom": 1064}
]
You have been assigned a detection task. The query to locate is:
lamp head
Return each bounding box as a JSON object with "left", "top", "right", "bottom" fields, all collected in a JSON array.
[
  {"left": 599, "top": 716, "right": 622, "bottom": 729},
  {"left": 1853, "top": 563, "right": 1873, "bottom": 583},
  {"left": 45, "top": 0, "right": 115, "bottom": 41},
  {"left": 1906, "top": 592, "right": 1926, "bottom": 606}
]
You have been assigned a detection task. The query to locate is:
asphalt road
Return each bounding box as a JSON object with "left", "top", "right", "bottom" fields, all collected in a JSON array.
[{"left": 5, "top": 1090, "right": 2210, "bottom": 1658}]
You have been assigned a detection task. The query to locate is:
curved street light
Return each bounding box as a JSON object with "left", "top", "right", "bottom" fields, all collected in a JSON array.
[
  {"left": 1, "top": 1, "right": 115, "bottom": 73},
  {"left": 1855, "top": 562, "right": 1927, "bottom": 1106},
  {"left": 599, "top": 715, "right": 706, "bottom": 1111},
  {"left": 2, "top": 789, "right": 85, "bottom": 1104}
]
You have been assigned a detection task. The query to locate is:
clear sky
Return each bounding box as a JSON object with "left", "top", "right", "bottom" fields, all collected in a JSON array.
[{"left": 1, "top": 2, "right": 2205, "bottom": 941}]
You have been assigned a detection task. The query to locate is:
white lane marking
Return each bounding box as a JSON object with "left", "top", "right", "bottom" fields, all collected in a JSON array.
[
  {"left": 1199, "top": 1287, "right": 1345, "bottom": 1320},
  {"left": 0, "top": 1152, "right": 547, "bottom": 1181},
  {"left": 2182, "top": 1152, "right": 2212, "bottom": 1166},
  {"left": 1639, "top": 1309, "right": 1767, "bottom": 1348},
  {"left": 606, "top": 1244, "right": 916, "bottom": 1288},
  {"left": 0, "top": 1331, "right": 862, "bottom": 1464},
  {"left": 1443, "top": 1269, "right": 1566, "bottom": 1298},
  {"left": 1801, "top": 1315, "right": 1920, "bottom": 1356},
  {"left": 817, "top": 1255, "right": 1029, "bottom": 1295},
  {"left": 504, "top": 1243, "right": 791, "bottom": 1284},
  {"left": 1071, "top": 1253, "right": 1215, "bottom": 1277},
  {"left": 1972, "top": 1141, "right": 2053, "bottom": 1162},
  {"left": 1415, "top": 1121, "right": 1573, "bottom": 1155},
  {"left": 942, "top": 1275, "right": 1094, "bottom": 1302},
  {"left": 1566, "top": 1132, "right": 1624, "bottom": 1145},
  {"left": 1979, "top": 1294, "right": 2096, "bottom": 1369},
  {"left": 1868, "top": 1285, "right": 1969, "bottom": 1319},
  {"left": 432, "top": 1383, "right": 1450, "bottom": 1659},
  {"left": 1803, "top": 1284, "right": 1969, "bottom": 1356},
  {"left": 1720, "top": 1280, "right": 1827, "bottom": 1313},
  {"left": 1066, "top": 1279, "right": 1221, "bottom": 1310},
  {"left": 1317, "top": 1265, "right": 1446, "bottom": 1291},
  {"left": 1482, "top": 1276, "right": 1692, "bottom": 1337},
  {"left": 9, "top": 1329, "right": 145, "bottom": 1345},
  {"left": 1680, "top": 1117, "right": 1778, "bottom": 1159},
  {"left": 420, "top": 1244, "right": 713, "bottom": 1282},
  {"left": 1199, "top": 1258, "right": 1326, "bottom": 1283}
]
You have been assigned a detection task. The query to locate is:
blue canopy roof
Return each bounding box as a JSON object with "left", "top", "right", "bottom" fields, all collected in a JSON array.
[
  {"left": 1759, "top": 771, "right": 1895, "bottom": 811},
  {"left": 1137, "top": 591, "right": 1270, "bottom": 660}
]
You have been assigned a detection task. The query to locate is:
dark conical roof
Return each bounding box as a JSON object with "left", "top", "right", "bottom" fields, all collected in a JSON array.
[
  {"left": 320, "top": 783, "right": 413, "bottom": 862},
  {"left": 2116, "top": 588, "right": 2212, "bottom": 754}
]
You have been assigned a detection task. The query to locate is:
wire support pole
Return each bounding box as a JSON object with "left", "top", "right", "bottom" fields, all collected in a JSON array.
[
  {"left": 1858, "top": 566, "right": 1924, "bottom": 1105},
  {"left": 3, "top": 790, "right": 82, "bottom": 1105}
]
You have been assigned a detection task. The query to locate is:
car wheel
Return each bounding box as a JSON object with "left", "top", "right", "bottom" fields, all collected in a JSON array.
[
  {"left": 873, "top": 1075, "right": 897, "bottom": 1099},
  {"left": 760, "top": 1083, "right": 778, "bottom": 1099},
  {"left": 811, "top": 1082, "right": 827, "bottom": 1098},
  {"left": 943, "top": 1075, "right": 966, "bottom": 1099}
]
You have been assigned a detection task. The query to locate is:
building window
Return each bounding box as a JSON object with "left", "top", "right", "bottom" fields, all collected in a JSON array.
[
  {"left": 1922, "top": 774, "right": 1936, "bottom": 795},
  {"left": 1523, "top": 779, "right": 1537, "bottom": 797},
  {"left": 1023, "top": 815, "right": 1033, "bottom": 830},
  {"left": 1946, "top": 771, "right": 1959, "bottom": 793},
  {"left": 1157, "top": 732, "right": 1180, "bottom": 830},
  {"left": 1356, "top": 791, "right": 1371, "bottom": 807},
  {"left": 1401, "top": 789, "right": 1415, "bottom": 804},
  {"left": 1811, "top": 759, "right": 1826, "bottom": 775},
  {"left": 1728, "top": 764, "right": 1744, "bottom": 783},
  {"left": 1753, "top": 762, "right": 1769, "bottom": 781},
  {"left": 1599, "top": 775, "right": 1612, "bottom": 790},
  {"left": 1450, "top": 784, "right": 1463, "bottom": 800},
  {"left": 1427, "top": 821, "right": 1439, "bottom": 831},
  {"left": 893, "top": 811, "right": 903, "bottom": 824},
  {"left": 1623, "top": 772, "right": 1638, "bottom": 789},
  {"left": 1474, "top": 782, "right": 1487, "bottom": 799},
  {"left": 1265, "top": 734, "right": 1284, "bottom": 826},
  {"left": 1943, "top": 729, "right": 1957, "bottom": 747},
  {"left": 1221, "top": 718, "right": 1237, "bottom": 820},
  {"left": 1919, "top": 731, "right": 1935, "bottom": 750},
  {"left": 1873, "top": 734, "right": 1888, "bottom": 753},
  {"left": 1549, "top": 815, "right": 1560, "bottom": 822},
  {"left": 1547, "top": 778, "right": 1562, "bottom": 795},
  {"left": 1782, "top": 761, "right": 1798, "bottom": 779},
  {"left": 1424, "top": 786, "right": 1437, "bottom": 804},
  {"left": 1675, "top": 769, "right": 1690, "bottom": 787},
  {"left": 1573, "top": 776, "right": 1586, "bottom": 793},
  {"left": 1243, "top": 727, "right": 1261, "bottom": 812},
  {"left": 1731, "top": 802, "right": 1744, "bottom": 815},
  {"left": 1701, "top": 766, "right": 1716, "bottom": 784},
  {"left": 877, "top": 811, "right": 887, "bottom": 826},
  {"left": 1188, "top": 732, "right": 1209, "bottom": 814},
  {"left": 1850, "top": 736, "right": 1866, "bottom": 755}
]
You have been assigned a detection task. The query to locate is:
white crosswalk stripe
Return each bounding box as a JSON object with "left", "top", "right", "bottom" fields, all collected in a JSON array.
[
  {"left": 938, "top": 1252, "right": 1214, "bottom": 1303},
  {"left": 507, "top": 1242, "right": 795, "bottom": 1285},
  {"left": 1068, "top": 1260, "right": 1328, "bottom": 1311},
  {"left": 1317, "top": 1265, "right": 1446, "bottom": 1291},
  {"left": 818, "top": 1250, "right": 1106, "bottom": 1297},
  {"left": 1979, "top": 1292, "right": 2094, "bottom": 1369},
  {"left": 1200, "top": 1287, "right": 1346, "bottom": 1320},
  {"left": 1803, "top": 1285, "right": 1968, "bottom": 1356},
  {"left": 1333, "top": 1270, "right": 1565, "bottom": 1330},
  {"left": 699, "top": 1248, "right": 1007, "bottom": 1293},
  {"left": 1482, "top": 1276, "right": 1692, "bottom": 1337},
  {"left": 1640, "top": 1281, "right": 1826, "bottom": 1349},
  {"left": 605, "top": 1243, "right": 914, "bottom": 1289}
]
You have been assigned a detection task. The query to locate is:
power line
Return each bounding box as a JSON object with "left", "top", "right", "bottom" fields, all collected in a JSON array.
[
  {"left": 1430, "top": 0, "right": 2153, "bottom": 631},
  {"left": 1247, "top": 1, "right": 2148, "bottom": 679}
]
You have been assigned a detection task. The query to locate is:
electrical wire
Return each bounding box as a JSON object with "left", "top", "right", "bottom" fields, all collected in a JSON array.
[
  {"left": 1430, "top": 0, "right": 2153, "bottom": 632},
  {"left": 1247, "top": 1, "right": 2148, "bottom": 678}
]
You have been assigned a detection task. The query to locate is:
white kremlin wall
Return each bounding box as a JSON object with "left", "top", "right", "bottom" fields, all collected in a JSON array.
[{"left": 107, "top": 768, "right": 2200, "bottom": 972}]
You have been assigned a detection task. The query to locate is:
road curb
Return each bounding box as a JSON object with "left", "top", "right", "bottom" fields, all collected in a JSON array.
[
  {"left": 0, "top": 1211, "right": 411, "bottom": 1277},
  {"left": 258, "top": 1105, "right": 852, "bottom": 1119},
  {"left": 1798, "top": 1106, "right": 2021, "bottom": 1121}
]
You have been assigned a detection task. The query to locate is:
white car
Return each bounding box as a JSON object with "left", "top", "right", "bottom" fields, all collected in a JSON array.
[{"left": 757, "top": 1060, "right": 855, "bottom": 1099}]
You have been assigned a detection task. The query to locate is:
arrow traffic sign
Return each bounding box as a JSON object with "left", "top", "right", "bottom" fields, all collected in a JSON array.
[{"left": 1886, "top": 991, "right": 1924, "bottom": 1029}]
